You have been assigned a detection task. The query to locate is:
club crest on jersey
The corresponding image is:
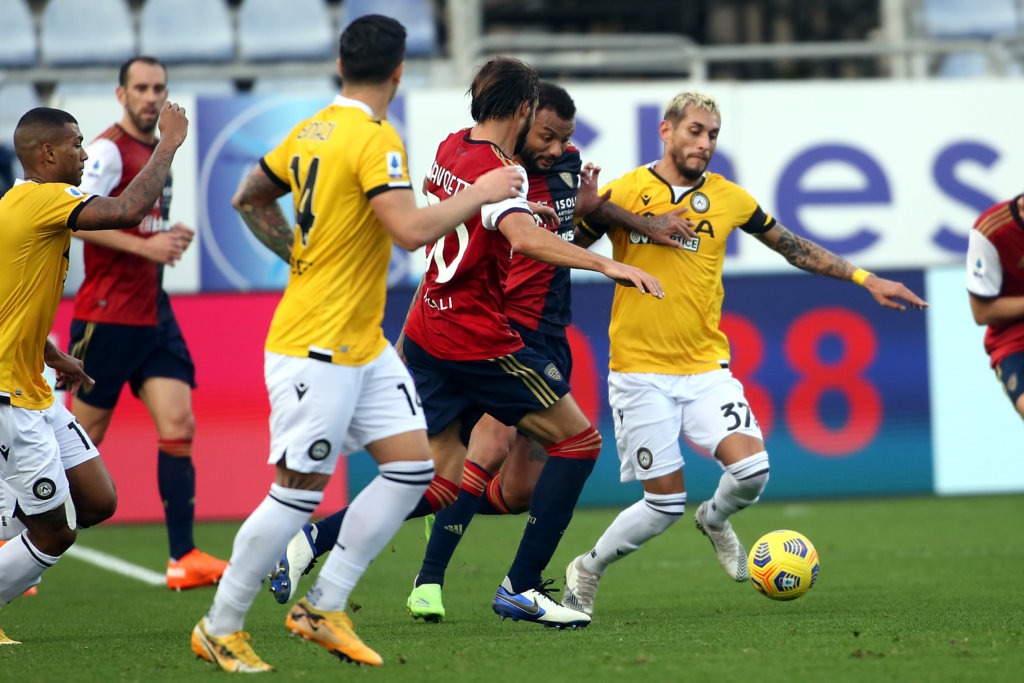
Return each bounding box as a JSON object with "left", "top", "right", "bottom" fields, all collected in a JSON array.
[
  {"left": 34, "top": 478, "right": 56, "bottom": 500},
  {"left": 1008, "top": 373, "right": 1019, "bottom": 393},
  {"left": 558, "top": 172, "right": 575, "bottom": 188},
  {"left": 386, "top": 151, "right": 404, "bottom": 180},
  {"left": 308, "top": 439, "right": 331, "bottom": 461},
  {"left": 636, "top": 448, "right": 653, "bottom": 470},
  {"left": 690, "top": 192, "right": 710, "bottom": 213},
  {"left": 544, "top": 363, "right": 563, "bottom": 382}
]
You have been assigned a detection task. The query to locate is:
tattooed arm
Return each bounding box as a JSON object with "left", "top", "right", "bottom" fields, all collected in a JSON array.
[
  {"left": 76, "top": 102, "right": 188, "bottom": 231},
  {"left": 231, "top": 165, "right": 293, "bottom": 263},
  {"left": 756, "top": 223, "right": 928, "bottom": 311}
]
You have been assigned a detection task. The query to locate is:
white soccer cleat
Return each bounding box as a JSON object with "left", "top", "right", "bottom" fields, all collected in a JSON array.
[
  {"left": 268, "top": 524, "right": 317, "bottom": 604},
  {"left": 492, "top": 577, "right": 591, "bottom": 629},
  {"left": 694, "top": 501, "right": 749, "bottom": 582},
  {"left": 563, "top": 554, "right": 600, "bottom": 616}
]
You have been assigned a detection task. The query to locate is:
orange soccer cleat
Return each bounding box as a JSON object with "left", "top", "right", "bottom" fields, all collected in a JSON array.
[{"left": 167, "top": 548, "right": 229, "bottom": 590}]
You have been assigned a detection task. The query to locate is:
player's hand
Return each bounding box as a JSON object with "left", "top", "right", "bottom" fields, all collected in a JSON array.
[
  {"left": 169, "top": 222, "right": 195, "bottom": 251},
  {"left": 643, "top": 207, "right": 697, "bottom": 247},
  {"left": 473, "top": 166, "right": 524, "bottom": 203},
  {"left": 863, "top": 275, "right": 929, "bottom": 311},
  {"left": 603, "top": 262, "right": 665, "bottom": 298},
  {"left": 44, "top": 347, "right": 94, "bottom": 394},
  {"left": 574, "top": 162, "right": 611, "bottom": 218},
  {"left": 141, "top": 229, "right": 189, "bottom": 265},
  {"left": 157, "top": 102, "right": 189, "bottom": 148},
  {"left": 528, "top": 201, "right": 559, "bottom": 227}
]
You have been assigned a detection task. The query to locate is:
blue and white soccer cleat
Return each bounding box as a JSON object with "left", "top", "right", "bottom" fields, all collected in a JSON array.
[
  {"left": 492, "top": 577, "right": 591, "bottom": 629},
  {"left": 268, "top": 524, "right": 318, "bottom": 604}
]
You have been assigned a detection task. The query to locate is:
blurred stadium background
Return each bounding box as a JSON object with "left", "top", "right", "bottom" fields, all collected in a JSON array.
[{"left": 1, "top": 0, "right": 1022, "bottom": 525}]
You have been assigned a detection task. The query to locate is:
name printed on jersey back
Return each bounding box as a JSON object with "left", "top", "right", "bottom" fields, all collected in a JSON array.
[{"left": 428, "top": 161, "right": 471, "bottom": 196}]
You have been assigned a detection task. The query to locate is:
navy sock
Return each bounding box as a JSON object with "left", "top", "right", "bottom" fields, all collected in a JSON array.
[
  {"left": 504, "top": 428, "right": 600, "bottom": 593},
  {"left": 158, "top": 449, "right": 195, "bottom": 561},
  {"left": 417, "top": 490, "right": 488, "bottom": 586}
]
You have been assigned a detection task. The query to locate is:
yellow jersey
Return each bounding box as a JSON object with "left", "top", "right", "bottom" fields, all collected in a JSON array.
[
  {"left": 260, "top": 95, "right": 413, "bottom": 366},
  {"left": 580, "top": 166, "right": 775, "bottom": 375},
  {"left": 0, "top": 180, "right": 94, "bottom": 408}
]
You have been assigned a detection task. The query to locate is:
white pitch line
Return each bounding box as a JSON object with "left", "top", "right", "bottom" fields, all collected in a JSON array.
[{"left": 64, "top": 544, "right": 166, "bottom": 586}]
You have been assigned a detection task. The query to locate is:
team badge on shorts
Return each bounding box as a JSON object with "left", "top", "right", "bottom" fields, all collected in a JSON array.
[
  {"left": 690, "top": 192, "right": 710, "bottom": 213},
  {"left": 636, "top": 447, "right": 653, "bottom": 470},
  {"left": 33, "top": 478, "right": 56, "bottom": 500},
  {"left": 544, "top": 363, "right": 563, "bottom": 382},
  {"left": 308, "top": 439, "right": 331, "bottom": 461}
]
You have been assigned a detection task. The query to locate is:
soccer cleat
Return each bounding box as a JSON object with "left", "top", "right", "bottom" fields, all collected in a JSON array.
[
  {"left": 191, "top": 618, "right": 274, "bottom": 672},
  {"left": 563, "top": 554, "right": 600, "bottom": 616},
  {"left": 492, "top": 577, "right": 591, "bottom": 629},
  {"left": 694, "top": 501, "right": 749, "bottom": 582},
  {"left": 0, "top": 628, "right": 21, "bottom": 645},
  {"left": 268, "top": 524, "right": 318, "bottom": 604},
  {"left": 167, "top": 548, "right": 229, "bottom": 590},
  {"left": 406, "top": 581, "right": 445, "bottom": 622},
  {"left": 285, "top": 598, "right": 383, "bottom": 666}
]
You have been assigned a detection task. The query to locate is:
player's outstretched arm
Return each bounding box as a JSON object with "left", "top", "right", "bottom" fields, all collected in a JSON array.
[
  {"left": 75, "top": 223, "right": 193, "bottom": 265},
  {"left": 499, "top": 212, "right": 664, "bottom": 297},
  {"left": 755, "top": 223, "right": 927, "bottom": 311},
  {"left": 232, "top": 165, "right": 293, "bottom": 263},
  {"left": 372, "top": 166, "right": 524, "bottom": 251},
  {"left": 76, "top": 102, "right": 188, "bottom": 231}
]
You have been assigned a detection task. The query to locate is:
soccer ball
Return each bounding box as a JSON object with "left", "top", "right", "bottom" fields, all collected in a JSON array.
[{"left": 747, "top": 529, "right": 819, "bottom": 600}]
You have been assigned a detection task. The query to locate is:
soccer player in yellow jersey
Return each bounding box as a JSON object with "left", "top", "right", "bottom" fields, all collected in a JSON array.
[
  {"left": 190, "top": 16, "right": 526, "bottom": 672},
  {"left": 0, "top": 103, "right": 188, "bottom": 644},
  {"left": 562, "top": 91, "right": 928, "bottom": 617}
]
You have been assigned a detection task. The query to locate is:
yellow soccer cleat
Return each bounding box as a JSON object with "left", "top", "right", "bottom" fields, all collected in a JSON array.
[
  {"left": 285, "top": 598, "right": 383, "bottom": 666},
  {"left": 191, "top": 618, "right": 274, "bottom": 673},
  {"left": 0, "top": 627, "right": 21, "bottom": 645}
]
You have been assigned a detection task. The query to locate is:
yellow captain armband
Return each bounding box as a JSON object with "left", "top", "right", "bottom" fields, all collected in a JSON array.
[{"left": 851, "top": 269, "right": 873, "bottom": 286}]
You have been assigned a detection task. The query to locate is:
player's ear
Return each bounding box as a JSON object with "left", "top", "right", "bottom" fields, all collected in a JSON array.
[
  {"left": 115, "top": 85, "right": 127, "bottom": 107},
  {"left": 658, "top": 119, "right": 674, "bottom": 143},
  {"left": 336, "top": 57, "right": 343, "bottom": 79},
  {"left": 392, "top": 62, "right": 404, "bottom": 86}
]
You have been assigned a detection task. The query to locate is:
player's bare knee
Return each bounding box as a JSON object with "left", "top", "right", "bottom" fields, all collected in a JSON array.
[
  {"left": 500, "top": 482, "right": 532, "bottom": 513},
  {"left": 77, "top": 489, "right": 118, "bottom": 528}
]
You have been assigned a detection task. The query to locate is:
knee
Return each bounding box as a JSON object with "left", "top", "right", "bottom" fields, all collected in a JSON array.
[
  {"left": 729, "top": 451, "right": 770, "bottom": 503},
  {"left": 77, "top": 487, "right": 118, "bottom": 528},
  {"left": 159, "top": 411, "right": 195, "bottom": 442},
  {"left": 30, "top": 524, "right": 77, "bottom": 556},
  {"left": 499, "top": 479, "right": 532, "bottom": 513}
]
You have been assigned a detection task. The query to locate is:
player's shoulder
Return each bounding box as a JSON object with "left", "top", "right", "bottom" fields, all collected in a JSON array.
[
  {"left": 551, "top": 146, "right": 582, "bottom": 174},
  {"left": 972, "top": 197, "right": 1018, "bottom": 237}
]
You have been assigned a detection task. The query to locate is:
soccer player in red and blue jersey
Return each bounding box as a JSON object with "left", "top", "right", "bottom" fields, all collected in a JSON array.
[
  {"left": 967, "top": 192, "right": 1024, "bottom": 420},
  {"left": 68, "top": 57, "right": 227, "bottom": 590}
]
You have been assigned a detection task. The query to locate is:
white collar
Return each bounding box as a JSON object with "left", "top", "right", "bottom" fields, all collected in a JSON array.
[{"left": 332, "top": 94, "right": 375, "bottom": 118}]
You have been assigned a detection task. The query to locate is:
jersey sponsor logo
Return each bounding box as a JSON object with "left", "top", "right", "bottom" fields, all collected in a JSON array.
[
  {"left": 65, "top": 186, "right": 84, "bottom": 198},
  {"left": 387, "top": 151, "right": 404, "bottom": 180},
  {"left": 636, "top": 447, "right": 653, "bottom": 470},
  {"left": 295, "top": 120, "right": 335, "bottom": 142},
  {"left": 629, "top": 230, "right": 700, "bottom": 252},
  {"left": 308, "top": 439, "right": 331, "bottom": 461},
  {"left": 690, "top": 191, "right": 710, "bottom": 213},
  {"left": 33, "top": 478, "right": 56, "bottom": 500}
]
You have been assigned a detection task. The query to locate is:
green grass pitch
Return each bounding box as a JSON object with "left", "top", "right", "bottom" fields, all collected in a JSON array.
[{"left": 2, "top": 495, "right": 1022, "bottom": 682}]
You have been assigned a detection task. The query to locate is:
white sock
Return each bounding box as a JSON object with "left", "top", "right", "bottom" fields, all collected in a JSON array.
[
  {"left": 204, "top": 484, "right": 322, "bottom": 636},
  {"left": 582, "top": 491, "right": 686, "bottom": 576},
  {"left": 308, "top": 460, "right": 433, "bottom": 612},
  {"left": 0, "top": 532, "right": 60, "bottom": 604},
  {"left": 706, "top": 451, "right": 770, "bottom": 528},
  {"left": 0, "top": 515, "right": 27, "bottom": 542}
]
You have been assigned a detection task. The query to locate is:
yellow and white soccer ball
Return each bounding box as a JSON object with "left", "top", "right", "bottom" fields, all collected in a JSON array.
[{"left": 747, "top": 529, "right": 819, "bottom": 600}]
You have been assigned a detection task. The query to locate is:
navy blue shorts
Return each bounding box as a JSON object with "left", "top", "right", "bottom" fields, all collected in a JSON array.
[
  {"left": 68, "top": 304, "right": 196, "bottom": 409},
  {"left": 995, "top": 351, "right": 1024, "bottom": 407},
  {"left": 404, "top": 330, "right": 572, "bottom": 437}
]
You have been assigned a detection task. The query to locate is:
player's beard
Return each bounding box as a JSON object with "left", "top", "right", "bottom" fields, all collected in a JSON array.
[
  {"left": 672, "top": 146, "right": 706, "bottom": 182},
  {"left": 129, "top": 108, "right": 159, "bottom": 135},
  {"left": 512, "top": 111, "right": 534, "bottom": 156}
]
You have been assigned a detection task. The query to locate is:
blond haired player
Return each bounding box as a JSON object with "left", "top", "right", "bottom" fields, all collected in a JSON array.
[{"left": 563, "top": 91, "right": 927, "bottom": 617}]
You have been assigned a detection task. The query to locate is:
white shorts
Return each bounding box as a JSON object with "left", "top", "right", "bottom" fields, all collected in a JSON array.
[
  {"left": 265, "top": 346, "right": 427, "bottom": 475},
  {"left": 0, "top": 401, "right": 98, "bottom": 517},
  {"left": 608, "top": 369, "right": 763, "bottom": 483}
]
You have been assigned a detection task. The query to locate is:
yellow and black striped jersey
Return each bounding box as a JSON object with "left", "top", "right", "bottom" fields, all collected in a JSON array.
[
  {"left": 0, "top": 180, "right": 94, "bottom": 408},
  {"left": 260, "top": 95, "right": 413, "bottom": 366},
  {"left": 580, "top": 166, "right": 775, "bottom": 375}
]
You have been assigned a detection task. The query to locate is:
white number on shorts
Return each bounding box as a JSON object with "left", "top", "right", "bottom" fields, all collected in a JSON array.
[{"left": 720, "top": 402, "right": 752, "bottom": 431}]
